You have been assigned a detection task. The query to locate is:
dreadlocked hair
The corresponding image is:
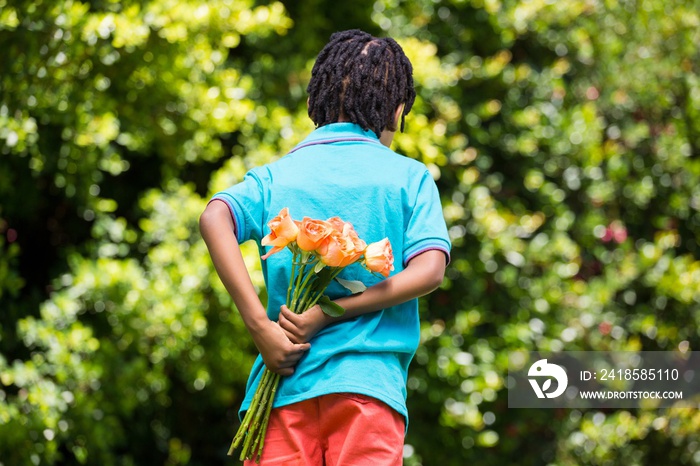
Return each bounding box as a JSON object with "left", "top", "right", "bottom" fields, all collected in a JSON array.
[{"left": 307, "top": 29, "right": 416, "bottom": 138}]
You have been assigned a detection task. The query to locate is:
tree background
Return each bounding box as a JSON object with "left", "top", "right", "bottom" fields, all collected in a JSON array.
[{"left": 1, "top": 0, "right": 699, "bottom": 464}]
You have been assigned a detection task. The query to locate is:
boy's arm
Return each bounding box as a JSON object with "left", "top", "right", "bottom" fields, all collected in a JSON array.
[
  {"left": 279, "top": 249, "right": 446, "bottom": 343},
  {"left": 199, "top": 200, "right": 310, "bottom": 376}
]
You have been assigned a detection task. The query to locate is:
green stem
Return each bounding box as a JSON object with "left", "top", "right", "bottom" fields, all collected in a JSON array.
[
  {"left": 286, "top": 250, "right": 298, "bottom": 308},
  {"left": 248, "top": 375, "right": 272, "bottom": 460},
  {"left": 298, "top": 284, "right": 322, "bottom": 314},
  {"left": 303, "top": 268, "right": 343, "bottom": 311},
  {"left": 252, "top": 373, "right": 280, "bottom": 463},
  {"left": 228, "top": 405, "right": 254, "bottom": 455},
  {"left": 292, "top": 260, "right": 320, "bottom": 313},
  {"left": 290, "top": 252, "right": 311, "bottom": 309},
  {"left": 229, "top": 368, "right": 271, "bottom": 456},
  {"left": 240, "top": 370, "right": 274, "bottom": 460},
  {"left": 242, "top": 369, "right": 277, "bottom": 460}
]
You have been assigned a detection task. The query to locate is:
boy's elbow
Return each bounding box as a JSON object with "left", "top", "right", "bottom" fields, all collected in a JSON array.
[
  {"left": 199, "top": 200, "right": 233, "bottom": 236},
  {"left": 426, "top": 262, "right": 445, "bottom": 292},
  {"left": 410, "top": 250, "right": 447, "bottom": 294},
  {"left": 198, "top": 205, "right": 215, "bottom": 234}
]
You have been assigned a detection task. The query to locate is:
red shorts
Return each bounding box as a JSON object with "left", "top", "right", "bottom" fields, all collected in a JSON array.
[{"left": 242, "top": 393, "right": 405, "bottom": 465}]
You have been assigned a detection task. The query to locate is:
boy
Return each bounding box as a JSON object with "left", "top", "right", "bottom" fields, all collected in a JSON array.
[{"left": 200, "top": 29, "right": 450, "bottom": 465}]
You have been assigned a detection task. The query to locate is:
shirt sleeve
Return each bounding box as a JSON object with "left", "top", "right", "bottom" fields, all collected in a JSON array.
[
  {"left": 403, "top": 169, "right": 451, "bottom": 266},
  {"left": 209, "top": 169, "right": 267, "bottom": 243}
]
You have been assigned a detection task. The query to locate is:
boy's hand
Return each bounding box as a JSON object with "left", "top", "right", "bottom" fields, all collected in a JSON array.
[
  {"left": 278, "top": 304, "right": 332, "bottom": 344},
  {"left": 251, "top": 319, "right": 310, "bottom": 376}
]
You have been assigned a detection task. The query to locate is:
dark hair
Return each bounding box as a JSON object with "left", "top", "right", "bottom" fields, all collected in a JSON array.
[{"left": 306, "top": 29, "right": 416, "bottom": 137}]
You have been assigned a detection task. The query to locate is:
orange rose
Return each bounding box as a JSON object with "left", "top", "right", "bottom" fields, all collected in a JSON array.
[
  {"left": 363, "top": 238, "right": 394, "bottom": 277},
  {"left": 317, "top": 233, "right": 352, "bottom": 267},
  {"left": 296, "top": 217, "right": 334, "bottom": 252},
  {"left": 317, "top": 229, "right": 365, "bottom": 268},
  {"left": 326, "top": 217, "right": 366, "bottom": 251},
  {"left": 326, "top": 216, "right": 349, "bottom": 234},
  {"left": 261, "top": 207, "right": 299, "bottom": 259},
  {"left": 343, "top": 223, "right": 367, "bottom": 255}
]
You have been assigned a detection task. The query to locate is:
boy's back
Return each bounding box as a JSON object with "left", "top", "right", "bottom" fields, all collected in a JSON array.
[{"left": 212, "top": 121, "right": 450, "bottom": 426}]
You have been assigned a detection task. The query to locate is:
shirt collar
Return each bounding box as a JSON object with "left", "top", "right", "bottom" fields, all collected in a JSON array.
[
  {"left": 287, "top": 123, "right": 383, "bottom": 155},
  {"left": 303, "top": 122, "right": 380, "bottom": 143}
]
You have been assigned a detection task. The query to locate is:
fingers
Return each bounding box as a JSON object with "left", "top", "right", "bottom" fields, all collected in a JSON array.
[
  {"left": 267, "top": 342, "right": 310, "bottom": 375},
  {"left": 279, "top": 341, "right": 310, "bottom": 361},
  {"left": 283, "top": 343, "right": 310, "bottom": 363},
  {"left": 279, "top": 339, "right": 310, "bottom": 362},
  {"left": 256, "top": 318, "right": 312, "bottom": 375},
  {"left": 280, "top": 305, "right": 300, "bottom": 323},
  {"left": 279, "top": 306, "right": 304, "bottom": 343},
  {"left": 294, "top": 342, "right": 311, "bottom": 352},
  {"left": 278, "top": 313, "right": 295, "bottom": 342}
]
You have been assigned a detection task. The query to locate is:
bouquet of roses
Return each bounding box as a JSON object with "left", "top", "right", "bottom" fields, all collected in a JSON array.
[{"left": 228, "top": 207, "right": 394, "bottom": 462}]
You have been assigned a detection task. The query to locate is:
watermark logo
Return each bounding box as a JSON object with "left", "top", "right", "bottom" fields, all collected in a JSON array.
[
  {"left": 528, "top": 358, "right": 568, "bottom": 399},
  {"left": 509, "top": 352, "right": 696, "bottom": 408}
]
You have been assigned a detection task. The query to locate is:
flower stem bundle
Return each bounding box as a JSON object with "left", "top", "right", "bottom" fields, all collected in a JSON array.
[{"left": 228, "top": 208, "right": 394, "bottom": 462}]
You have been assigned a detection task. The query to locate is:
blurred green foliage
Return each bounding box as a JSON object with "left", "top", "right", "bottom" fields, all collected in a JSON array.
[{"left": 1, "top": 0, "right": 699, "bottom": 465}]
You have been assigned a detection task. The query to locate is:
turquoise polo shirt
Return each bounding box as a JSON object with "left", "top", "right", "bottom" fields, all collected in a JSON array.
[{"left": 211, "top": 122, "right": 451, "bottom": 430}]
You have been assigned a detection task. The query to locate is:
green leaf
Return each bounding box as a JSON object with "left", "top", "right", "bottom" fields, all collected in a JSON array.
[
  {"left": 335, "top": 277, "right": 367, "bottom": 294},
  {"left": 317, "top": 295, "right": 345, "bottom": 317},
  {"left": 314, "top": 261, "right": 325, "bottom": 274}
]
